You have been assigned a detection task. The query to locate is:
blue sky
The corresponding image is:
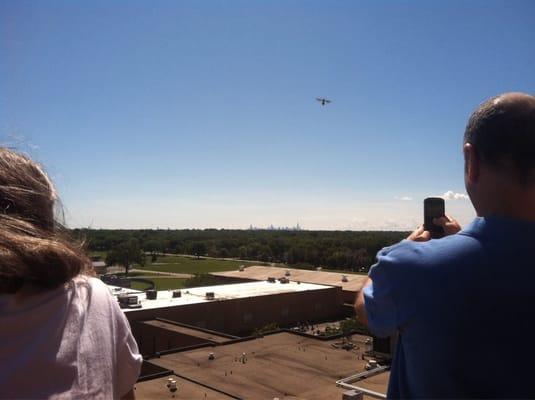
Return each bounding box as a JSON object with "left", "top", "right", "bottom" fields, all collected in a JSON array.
[{"left": 1, "top": 0, "right": 534, "bottom": 229}]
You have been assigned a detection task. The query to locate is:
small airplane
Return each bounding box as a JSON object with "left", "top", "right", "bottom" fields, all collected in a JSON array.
[{"left": 316, "top": 97, "right": 332, "bottom": 106}]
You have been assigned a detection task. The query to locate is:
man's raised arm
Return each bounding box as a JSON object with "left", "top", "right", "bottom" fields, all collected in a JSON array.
[{"left": 355, "top": 278, "right": 372, "bottom": 327}]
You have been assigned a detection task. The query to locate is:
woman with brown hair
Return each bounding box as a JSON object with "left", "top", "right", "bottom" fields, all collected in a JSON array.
[{"left": 0, "top": 148, "right": 142, "bottom": 399}]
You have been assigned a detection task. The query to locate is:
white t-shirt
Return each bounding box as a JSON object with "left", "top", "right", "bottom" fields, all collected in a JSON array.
[{"left": 0, "top": 276, "right": 142, "bottom": 399}]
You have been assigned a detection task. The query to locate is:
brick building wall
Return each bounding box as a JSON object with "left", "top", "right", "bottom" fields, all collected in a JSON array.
[{"left": 125, "top": 286, "right": 343, "bottom": 335}]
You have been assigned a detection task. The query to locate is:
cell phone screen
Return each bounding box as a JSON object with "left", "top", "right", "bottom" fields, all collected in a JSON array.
[{"left": 424, "top": 197, "right": 445, "bottom": 237}]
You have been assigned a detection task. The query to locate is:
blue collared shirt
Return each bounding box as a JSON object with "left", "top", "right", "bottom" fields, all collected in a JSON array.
[{"left": 364, "top": 216, "right": 535, "bottom": 398}]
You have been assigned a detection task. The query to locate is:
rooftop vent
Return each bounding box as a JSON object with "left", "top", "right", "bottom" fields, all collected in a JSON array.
[
  {"left": 279, "top": 277, "right": 290, "bottom": 284},
  {"left": 146, "top": 290, "right": 157, "bottom": 300},
  {"left": 167, "top": 378, "right": 177, "bottom": 393},
  {"left": 118, "top": 295, "right": 141, "bottom": 309},
  {"left": 267, "top": 277, "right": 276, "bottom": 283},
  {"left": 285, "top": 270, "right": 291, "bottom": 276},
  {"left": 172, "top": 290, "right": 182, "bottom": 298},
  {"left": 342, "top": 390, "right": 363, "bottom": 400},
  {"left": 365, "top": 359, "right": 379, "bottom": 371},
  {"left": 341, "top": 275, "right": 348, "bottom": 282},
  {"left": 205, "top": 292, "right": 215, "bottom": 300},
  {"left": 208, "top": 352, "right": 215, "bottom": 360},
  {"left": 239, "top": 265, "right": 245, "bottom": 272}
]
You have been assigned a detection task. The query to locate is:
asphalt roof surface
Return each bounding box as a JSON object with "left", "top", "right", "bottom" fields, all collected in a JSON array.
[
  {"left": 147, "top": 331, "right": 388, "bottom": 400},
  {"left": 135, "top": 374, "right": 235, "bottom": 399}
]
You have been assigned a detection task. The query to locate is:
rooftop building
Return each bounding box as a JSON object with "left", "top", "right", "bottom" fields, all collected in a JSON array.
[
  {"left": 108, "top": 280, "right": 345, "bottom": 336},
  {"left": 118, "top": 280, "right": 334, "bottom": 312},
  {"left": 105, "top": 275, "right": 387, "bottom": 398},
  {"left": 212, "top": 266, "right": 368, "bottom": 303}
]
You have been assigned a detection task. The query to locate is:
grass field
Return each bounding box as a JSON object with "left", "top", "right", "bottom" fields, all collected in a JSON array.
[
  {"left": 130, "top": 277, "right": 187, "bottom": 291},
  {"left": 94, "top": 252, "right": 259, "bottom": 291},
  {"left": 90, "top": 252, "right": 259, "bottom": 274},
  {"left": 90, "top": 252, "right": 363, "bottom": 277},
  {"left": 89, "top": 251, "right": 107, "bottom": 260},
  {"left": 140, "top": 255, "right": 257, "bottom": 274}
]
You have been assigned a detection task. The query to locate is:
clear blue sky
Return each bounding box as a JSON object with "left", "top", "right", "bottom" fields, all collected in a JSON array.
[{"left": 1, "top": 0, "right": 534, "bottom": 229}]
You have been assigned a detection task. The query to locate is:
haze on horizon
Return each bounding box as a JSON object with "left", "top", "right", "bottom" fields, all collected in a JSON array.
[{"left": 1, "top": 1, "right": 534, "bottom": 230}]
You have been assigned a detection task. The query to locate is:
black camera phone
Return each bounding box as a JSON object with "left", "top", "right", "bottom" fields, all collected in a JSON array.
[{"left": 424, "top": 197, "right": 445, "bottom": 238}]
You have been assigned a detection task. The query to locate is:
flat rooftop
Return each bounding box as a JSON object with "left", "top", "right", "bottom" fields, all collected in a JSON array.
[
  {"left": 107, "top": 280, "right": 333, "bottom": 312},
  {"left": 141, "top": 320, "right": 234, "bottom": 343},
  {"left": 212, "top": 265, "right": 368, "bottom": 293},
  {"left": 135, "top": 374, "right": 235, "bottom": 399},
  {"left": 148, "top": 331, "right": 388, "bottom": 400}
]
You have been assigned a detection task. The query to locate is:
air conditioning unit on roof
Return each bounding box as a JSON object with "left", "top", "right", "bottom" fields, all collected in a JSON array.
[{"left": 118, "top": 295, "right": 141, "bottom": 309}]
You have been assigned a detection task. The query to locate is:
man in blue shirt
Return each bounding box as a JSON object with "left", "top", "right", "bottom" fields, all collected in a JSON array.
[{"left": 356, "top": 92, "right": 535, "bottom": 398}]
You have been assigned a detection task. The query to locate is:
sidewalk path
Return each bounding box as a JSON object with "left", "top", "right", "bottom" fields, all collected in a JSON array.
[
  {"left": 129, "top": 269, "right": 193, "bottom": 279},
  {"left": 153, "top": 252, "right": 274, "bottom": 266}
]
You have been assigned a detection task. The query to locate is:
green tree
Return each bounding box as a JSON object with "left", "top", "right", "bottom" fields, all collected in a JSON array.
[
  {"left": 105, "top": 239, "right": 145, "bottom": 276},
  {"left": 144, "top": 239, "right": 164, "bottom": 256},
  {"left": 253, "top": 322, "right": 279, "bottom": 336},
  {"left": 190, "top": 242, "right": 207, "bottom": 259},
  {"left": 340, "top": 318, "right": 358, "bottom": 341},
  {"left": 340, "top": 317, "right": 370, "bottom": 337}
]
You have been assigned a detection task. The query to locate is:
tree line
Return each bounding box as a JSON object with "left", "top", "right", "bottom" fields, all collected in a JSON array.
[{"left": 75, "top": 229, "right": 408, "bottom": 272}]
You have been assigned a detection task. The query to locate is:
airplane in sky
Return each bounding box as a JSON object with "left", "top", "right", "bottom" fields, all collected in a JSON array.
[{"left": 316, "top": 97, "right": 332, "bottom": 106}]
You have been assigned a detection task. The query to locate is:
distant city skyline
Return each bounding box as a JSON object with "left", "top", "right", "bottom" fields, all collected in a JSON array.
[
  {"left": 248, "top": 223, "right": 302, "bottom": 231},
  {"left": 2, "top": 1, "right": 534, "bottom": 230}
]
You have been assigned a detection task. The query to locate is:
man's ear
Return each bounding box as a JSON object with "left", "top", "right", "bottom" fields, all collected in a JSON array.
[{"left": 463, "top": 143, "right": 479, "bottom": 184}]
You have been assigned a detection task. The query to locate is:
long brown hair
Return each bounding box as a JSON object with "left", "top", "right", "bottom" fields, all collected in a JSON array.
[{"left": 0, "top": 148, "right": 92, "bottom": 293}]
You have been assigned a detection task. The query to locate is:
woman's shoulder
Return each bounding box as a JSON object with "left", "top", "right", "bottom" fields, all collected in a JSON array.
[
  {"left": 70, "top": 275, "right": 116, "bottom": 307},
  {"left": 72, "top": 274, "right": 109, "bottom": 290}
]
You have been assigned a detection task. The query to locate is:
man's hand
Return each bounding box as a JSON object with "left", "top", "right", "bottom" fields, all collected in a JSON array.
[
  {"left": 407, "top": 225, "right": 431, "bottom": 242},
  {"left": 407, "top": 215, "right": 462, "bottom": 242},
  {"left": 432, "top": 215, "right": 462, "bottom": 236}
]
